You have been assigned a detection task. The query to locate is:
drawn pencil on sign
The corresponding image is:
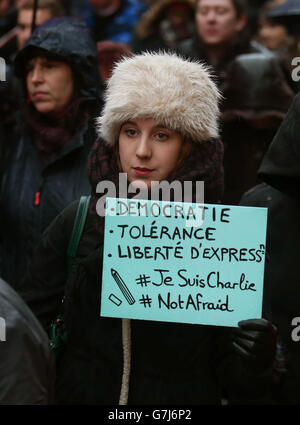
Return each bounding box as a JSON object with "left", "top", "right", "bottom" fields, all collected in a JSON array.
[{"left": 111, "top": 268, "right": 135, "bottom": 305}]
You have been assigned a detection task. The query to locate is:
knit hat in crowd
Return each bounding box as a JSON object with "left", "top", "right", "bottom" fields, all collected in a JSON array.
[{"left": 97, "top": 51, "right": 221, "bottom": 146}]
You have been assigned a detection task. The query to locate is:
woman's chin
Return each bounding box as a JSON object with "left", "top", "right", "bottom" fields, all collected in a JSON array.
[
  {"left": 33, "top": 104, "right": 54, "bottom": 115},
  {"left": 33, "top": 102, "right": 64, "bottom": 117}
]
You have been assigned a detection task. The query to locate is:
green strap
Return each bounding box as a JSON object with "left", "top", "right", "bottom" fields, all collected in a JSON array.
[{"left": 67, "top": 195, "right": 91, "bottom": 270}]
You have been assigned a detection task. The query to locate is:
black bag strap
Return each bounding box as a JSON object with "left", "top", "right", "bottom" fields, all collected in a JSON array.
[
  {"left": 67, "top": 195, "right": 91, "bottom": 270},
  {"left": 49, "top": 196, "right": 91, "bottom": 352}
]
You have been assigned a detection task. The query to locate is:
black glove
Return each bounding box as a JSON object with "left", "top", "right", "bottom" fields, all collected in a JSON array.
[{"left": 231, "top": 318, "right": 277, "bottom": 374}]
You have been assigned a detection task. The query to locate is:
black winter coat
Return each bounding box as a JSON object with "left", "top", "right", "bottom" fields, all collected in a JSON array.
[
  {"left": 20, "top": 201, "right": 273, "bottom": 405},
  {"left": 220, "top": 53, "right": 294, "bottom": 205},
  {"left": 0, "top": 18, "right": 102, "bottom": 288},
  {"left": 176, "top": 35, "right": 270, "bottom": 90},
  {"left": 240, "top": 93, "right": 300, "bottom": 404},
  {"left": 0, "top": 123, "right": 94, "bottom": 288}
]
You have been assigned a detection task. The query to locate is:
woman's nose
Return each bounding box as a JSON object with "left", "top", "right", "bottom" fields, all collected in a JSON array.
[
  {"left": 30, "top": 66, "right": 44, "bottom": 84},
  {"left": 135, "top": 135, "right": 152, "bottom": 159}
]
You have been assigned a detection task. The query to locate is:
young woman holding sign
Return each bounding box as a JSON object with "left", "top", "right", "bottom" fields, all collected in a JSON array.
[{"left": 19, "top": 52, "right": 276, "bottom": 405}]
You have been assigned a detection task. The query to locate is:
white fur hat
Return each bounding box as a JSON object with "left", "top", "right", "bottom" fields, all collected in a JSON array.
[{"left": 97, "top": 51, "right": 221, "bottom": 146}]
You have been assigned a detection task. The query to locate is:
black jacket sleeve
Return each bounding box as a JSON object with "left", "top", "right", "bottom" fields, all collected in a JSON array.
[
  {"left": 18, "top": 201, "right": 79, "bottom": 331},
  {"left": 0, "top": 279, "right": 55, "bottom": 404}
]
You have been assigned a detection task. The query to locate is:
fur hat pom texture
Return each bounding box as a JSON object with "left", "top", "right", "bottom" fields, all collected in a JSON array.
[{"left": 97, "top": 51, "right": 221, "bottom": 146}]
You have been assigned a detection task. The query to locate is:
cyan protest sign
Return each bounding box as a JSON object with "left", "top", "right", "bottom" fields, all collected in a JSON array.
[{"left": 100, "top": 198, "right": 267, "bottom": 327}]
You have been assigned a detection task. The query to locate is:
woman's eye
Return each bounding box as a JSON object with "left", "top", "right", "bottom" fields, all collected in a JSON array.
[
  {"left": 125, "top": 128, "right": 137, "bottom": 137},
  {"left": 156, "top": 132, "right": 168, "bottom": 141},
  {"left": 26, "top": 62, "right": 34, "bottom": 73}
]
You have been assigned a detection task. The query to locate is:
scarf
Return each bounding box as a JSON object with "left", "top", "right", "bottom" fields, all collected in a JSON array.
[{"left": 26, "top": 97, "right": 87, "bottom": 163}]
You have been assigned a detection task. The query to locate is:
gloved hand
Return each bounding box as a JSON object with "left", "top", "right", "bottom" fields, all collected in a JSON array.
[{"left": 231, "top": 318, "right": 277, "bottom": 374}]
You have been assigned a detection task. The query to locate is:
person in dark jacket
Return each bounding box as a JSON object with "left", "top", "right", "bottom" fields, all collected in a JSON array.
[
  {"left": 0, "top": 17, "right": 103, "bottom": 289},
  {"left": 255, "top": 0, "right": 293, "bottom": 55},
  {"left": 267, "top": 0, "right": 300, "bottom": 37},
  {"left": 0, "top": 0, "right": 66, "bottom": 163},
  {"left": 16, "top": 0, "right": 65, "bottom": 53},
  {"left": 97, "top": 40, "right": 132, "bottom": 81},
  {"left": 240, "top": 92, "right": 300, "bottom": 404},
  {"left": 0, "top": 0, "right": 17, "bottom": 60},
  {"left": 20, "top": 52, "right": 276, "bottom": 405},
  {"left": 177, "top": 0, "right": 270, "bottom": 90},
  {"left": 131, "top": 0, "right": 196, "bottom": 54},
  {"left": 220, "top": 52, "right": 294, "bottom": 205},
  {"left": 266, "top": 0, "right": 300, "bottom": 93},
  {"left": 0, "top": 277, "right": 54, "bottom": 404},
  {"left": 88, "top": 0, "right": 147, "bottom": 45}
]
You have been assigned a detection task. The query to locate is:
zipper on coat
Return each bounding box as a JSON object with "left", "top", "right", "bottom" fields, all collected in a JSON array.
[
  {"left": 34, "top": 191, "right": 41, "bottom": 206},
  {"left": 34, "top": 178, "right": 44, "bottom": 206}
]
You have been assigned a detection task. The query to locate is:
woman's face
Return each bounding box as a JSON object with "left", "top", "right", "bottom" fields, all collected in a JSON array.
[
  {"left": 26, "top": 56, "right": 74, "bottom": 116},
  {"left": 118, "top": 118, "right": 185, "bottom": 190},
  {"left": 257, "top": 18, "right": 288, "bottom": 50}
]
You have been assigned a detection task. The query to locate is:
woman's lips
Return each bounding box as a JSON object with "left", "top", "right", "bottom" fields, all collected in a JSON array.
[
  {"left": 133, "top": 167, "right": 153, "bottom": 177},
  {"left": 32, "top": 92, "right": 49, "bottom": 100}
]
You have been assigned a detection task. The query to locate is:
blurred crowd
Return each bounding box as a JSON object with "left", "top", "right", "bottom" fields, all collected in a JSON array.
[
  {"left": 1, "top": 0, "right": 299, "bottom": 203},
  {"left": 0, "top": 0, "right": 300, "bottom": 406}
]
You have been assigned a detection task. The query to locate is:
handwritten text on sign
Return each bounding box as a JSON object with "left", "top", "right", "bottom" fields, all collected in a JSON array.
[{"left": 101, "top": 198, "right": 267, "bottom": 327}]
